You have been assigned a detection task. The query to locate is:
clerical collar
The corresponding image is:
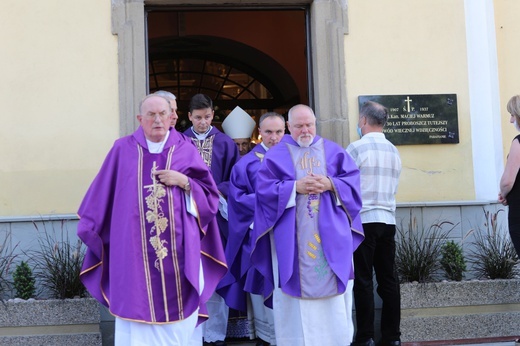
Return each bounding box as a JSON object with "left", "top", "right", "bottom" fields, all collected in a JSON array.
[
  {"left": 191, "top": 126, "right": 213, "bottom": 140},
  {"left": 146, "top": 130, "right": 170, "bottom": 154},
  {"left": 261, "top": 142, "right": 269, "bottom": 151}
]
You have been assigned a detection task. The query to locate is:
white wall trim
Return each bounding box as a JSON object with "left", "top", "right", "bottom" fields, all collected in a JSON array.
[
  {"left": 464, "top": 0, "right": 503, "bottom": 200},
  {"left": 0, "top": 214, "right": 79, "bottom": 223}
]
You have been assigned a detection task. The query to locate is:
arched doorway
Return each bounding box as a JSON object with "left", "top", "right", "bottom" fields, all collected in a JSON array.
[{"left": 148, "top": 35, "right": 301, "bottom": 131}]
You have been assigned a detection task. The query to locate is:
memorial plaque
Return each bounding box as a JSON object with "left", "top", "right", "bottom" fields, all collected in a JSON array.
[{"left": 358, "top": 94, "right": 459, "bottom": 145}]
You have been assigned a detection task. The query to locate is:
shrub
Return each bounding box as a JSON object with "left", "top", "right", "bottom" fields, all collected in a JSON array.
[
  {"left": 13, "top": 261, "right": 36, "bottom": 300},
  {"left": 467, "top": 209, "right": 518, "bottom": 279},
  {"left": 30, "top": 221, "right": 86, "bottom": 299},
  {"left": 0, "top": 233, "right": 16, "bottom": 301},
  {"left": 396, "top": 211, "right": 455, "bottom": 283},
  {"left": 440, "top": 240, "right": 466, "bottom": 281}
]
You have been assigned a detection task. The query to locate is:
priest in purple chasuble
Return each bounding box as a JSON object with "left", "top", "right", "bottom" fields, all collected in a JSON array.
[
  {"left": 250, "top": 104, "right": 365, "bottom": 346},
  {"left": 78, "top": 95, "right": 227, "bottom": 345},
  {"left": 218, "top": 112, "right": 286, "bottom": 345},
  {"left": 183, "top": 94, "right": 240, "bottom": 344}
]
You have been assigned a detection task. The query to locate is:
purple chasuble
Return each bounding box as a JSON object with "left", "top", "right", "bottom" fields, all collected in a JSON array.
[
  {"left": 218, "top": 144, "right": 267, "bottom": 311},
  {"left": 183, "top": 127, "right": 240, "bottom": 242},
  {"left": 251, "top": 135, "right": 364, "bottom": 307},
  {"left": 78, "top": 127, "right": 227, "bottom": 325}
]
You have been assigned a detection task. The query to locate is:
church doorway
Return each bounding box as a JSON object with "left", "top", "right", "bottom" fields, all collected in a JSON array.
[
  {"left": 145, "top": 8, "right": 310, "bottom": 134},
  {"left": 114, "top": 0, "right": 349, "bottom": 145}
]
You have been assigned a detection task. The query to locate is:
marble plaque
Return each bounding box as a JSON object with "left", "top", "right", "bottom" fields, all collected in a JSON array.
[{"left": 358, "top": 94, "right": 459, "bottom": 145}]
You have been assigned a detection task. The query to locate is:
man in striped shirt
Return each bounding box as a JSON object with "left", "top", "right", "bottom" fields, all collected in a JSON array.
[{"left": 346, "top": 101, "right": 402, "bottom": 346}]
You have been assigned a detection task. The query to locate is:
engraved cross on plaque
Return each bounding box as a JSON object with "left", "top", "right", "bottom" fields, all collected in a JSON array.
[{"left": 404, "top": 96, "right": 413, "bottom": 112}]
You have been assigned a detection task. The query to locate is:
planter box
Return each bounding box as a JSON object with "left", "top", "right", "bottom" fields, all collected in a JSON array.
[
  {"left": 401, "top": 280, "right": 520, "bottom": 342},
  {"left": 0, "top": 297, "right": 101, "bottom": 346}
]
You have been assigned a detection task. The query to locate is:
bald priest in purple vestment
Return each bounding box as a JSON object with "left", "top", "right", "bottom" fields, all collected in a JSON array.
[
  {"left": 77, "top": 94, "right": 227, "bottom": 345},
  {"left": 250, "top": 104, "right": 365, "bottom": 346}
]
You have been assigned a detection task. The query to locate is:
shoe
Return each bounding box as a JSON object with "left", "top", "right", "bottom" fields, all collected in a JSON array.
[{"left": 351, "top": 339, "right": 375, "bottom": 346}]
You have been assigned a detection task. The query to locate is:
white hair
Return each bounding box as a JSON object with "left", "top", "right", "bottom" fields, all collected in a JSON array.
[
  {"left": 287, "top": 104, "right": 315, "bottom": 123},
  {"left": 153, "top": 90, "right": 176, "bottom": 101}
]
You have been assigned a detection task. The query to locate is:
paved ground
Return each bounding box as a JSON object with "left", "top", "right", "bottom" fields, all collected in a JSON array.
[
  {"left": 403, "top": 341, "right": 517, "bottom": 346},
  {"left": 222, "top": 340, "right": 520, "bottom": 346},
  {"left": 441, "top": 343, "right": 517, "bottom": 346},
  {"left": 211, "top": 341, "right": 519, "bottom": 346}
]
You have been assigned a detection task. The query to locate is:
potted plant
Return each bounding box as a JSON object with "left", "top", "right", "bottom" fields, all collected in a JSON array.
[
  {"left": 30, "top": 221, "right": 87, "bottom": 299},
  {"left": 398, "top": 209, "right": 520, "bottom": 342},
  {"left": 467, "top": 209, "right": 518, "bottom": 279},
  {"left": 0, "top": 220, "right": 101, "bottom": 345},
  {"left": 395, "top": 210, "right": 454, "bottom": 283}
]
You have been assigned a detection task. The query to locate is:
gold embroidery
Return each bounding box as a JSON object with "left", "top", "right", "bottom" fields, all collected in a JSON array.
[
  {"left": 254, "top": 152, "right": 265, "bottom": 162},
  {"left": 306, "top": 234, "right": 321, "bottom": 259},
  {"left": 308, "top": 234, "right": 330, "bottom": 279},
  {"left": 298, "top": 151, "right": 321, "bottom": 174},
  {"left": 144, "top": 161, "right": 170, "bottom": 270},
  {"left": 307, "top": 251, "right": 317, "bottom": 259},
  {"left": 191, "top": 136, "right": 215, "bottom": 168}
]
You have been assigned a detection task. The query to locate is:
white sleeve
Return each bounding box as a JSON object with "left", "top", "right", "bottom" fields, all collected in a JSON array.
[
  {"left": 185, "top": 193, "right": 198, "bottom": 218},
  {"left": 218, "top": 195, "right": 228, "bottom": 220},
  {"left": 286, "top": 182, "right": 297, "bottom": 209}
]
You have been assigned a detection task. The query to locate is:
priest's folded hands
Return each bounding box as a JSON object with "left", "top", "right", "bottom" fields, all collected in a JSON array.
[{"left": 295, "top": 173, "right": 332, "bottom": 194}]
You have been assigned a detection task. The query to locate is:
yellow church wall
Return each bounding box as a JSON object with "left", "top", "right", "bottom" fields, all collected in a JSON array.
[
  {"left": 0, "top": 0, "right": 119, "bottom": 216},
  {"left": 1, "top": 0, "right": 514, "bottom": 216},
  {"left": 495, "top": 0, "right": 520, "bottom": 160},
  {"left": 345, "top": 0, "right": 474, "bottom": 202}
]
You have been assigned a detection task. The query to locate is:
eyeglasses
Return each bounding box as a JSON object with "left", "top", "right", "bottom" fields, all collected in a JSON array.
[{"left": 144, "top": 111, "right": 170, "bottom": 120}]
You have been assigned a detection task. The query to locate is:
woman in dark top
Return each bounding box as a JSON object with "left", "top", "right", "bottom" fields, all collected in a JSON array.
[{"left": 499, "top": 95, "right": 520, "bottom": 256}]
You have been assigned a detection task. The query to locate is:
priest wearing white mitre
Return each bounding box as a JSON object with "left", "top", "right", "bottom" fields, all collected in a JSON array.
[
  {"left": 220, "top": 105, "right": 257, "bottom": 341},
  {"left": 222, "top": 106, "right": 256, "bottom": 157}
]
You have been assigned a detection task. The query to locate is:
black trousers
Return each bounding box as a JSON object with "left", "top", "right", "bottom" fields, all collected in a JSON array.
[
  {"left": 508, "top": 206, "right": 520, "bottom": 258},
  {"left": 353, "top": 223, "right": 401, "bottom": 342}
]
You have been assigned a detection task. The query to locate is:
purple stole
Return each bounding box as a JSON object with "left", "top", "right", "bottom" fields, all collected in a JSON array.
[
  {"left": 288, "top": 139, "right": 338, "bottom": 298},
  {"left": 137, "top": 148, "right": 190, "bottom": 321}
]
